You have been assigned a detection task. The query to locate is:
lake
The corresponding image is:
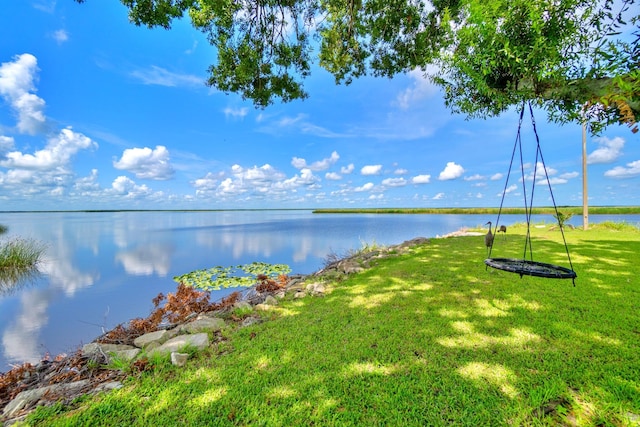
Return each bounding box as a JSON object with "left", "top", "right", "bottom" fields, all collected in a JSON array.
[{"left": 0, "top": 210, "right": 638, "bottom": 371}]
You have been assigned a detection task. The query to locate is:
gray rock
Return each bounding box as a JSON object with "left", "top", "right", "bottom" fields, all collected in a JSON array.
[
  {"left": 339, "top": 261, "right": 364, "bottom": 274},
  {"left": 263, "top": 295, "right": 278, "bottom": 306},
  {"left": 112, "top": 348, "right": 140, "bottom": 362},
  {"left": 133, "top": 329, "right": 172, "bottom": 349},
  {"left": 294, "top": 291, "right": 306, "bottom": 299},
  {"left": 285, "top": 276, "right": 307, "bottom": 291},
  {"left": 234, "top": 301, "right": 252, "bottom": 310},
  {"left": 306, "top": 282, "right": 326, "bottom": 296},
  {"left": 254, "top": 303, "right": 272, "bottom": 311},
  {"left": 150, "top": 333, "right": 209, "bottom": 357},
  {"left": 82, "top": 343, "right": 137, "bottom": 358},
  {"left": 170, "top": 352, "right": 189, "bottom": 367},
  {"left": 92, "top": 381, "right": 123, "bottom": 393},
  {"left": 240, "top": 317, "right": 261, "bottom": 327},
  {"left": 3, "top": 380, "right": 90, "bottom": 418},
  {"left": 178, "top": 316, "right": 225, "bottom": 334}
]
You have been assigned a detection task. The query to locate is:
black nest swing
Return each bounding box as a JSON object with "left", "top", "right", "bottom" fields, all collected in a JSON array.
[{"left": 485, "top": 102, "right": 577, "bottom": 284}]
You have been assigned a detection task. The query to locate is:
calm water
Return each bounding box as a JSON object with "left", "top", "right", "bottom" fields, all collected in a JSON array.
[{"left": 0, "top": 210, "right": 637, "bottom": 371}]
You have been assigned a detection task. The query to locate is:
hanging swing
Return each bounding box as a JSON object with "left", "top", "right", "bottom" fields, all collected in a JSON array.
[{"left": 485, "top": 102, "right": 577, "bottom": 284}]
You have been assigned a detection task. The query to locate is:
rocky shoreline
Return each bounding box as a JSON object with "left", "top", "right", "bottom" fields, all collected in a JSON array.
[{"left": 0, "top": 235, "right": 449, "bottom": 425}]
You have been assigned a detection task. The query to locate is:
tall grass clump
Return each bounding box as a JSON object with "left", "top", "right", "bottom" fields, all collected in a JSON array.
[
  {"left": 591, "top": 220, "right": 640, "bottom": 232},
  {"left": 0, "top": 238, "right": 45, "bottom": 292},
  {"left": 0, "top": 224, "right": 7, "bottom": 235}
]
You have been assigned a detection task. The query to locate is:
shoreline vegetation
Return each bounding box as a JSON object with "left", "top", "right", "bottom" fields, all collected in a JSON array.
[
  {"left": 312, "top": 206, "right": 640, "bottom": 215},
  {"left": 0, "top": 226, "right": 45, "bottom": 295},
  {"left": 3, "top": 221, "right": 639, "bottom": 425},
  {"left": 0, "top": 205, "right": 638, "bottom": 214}
]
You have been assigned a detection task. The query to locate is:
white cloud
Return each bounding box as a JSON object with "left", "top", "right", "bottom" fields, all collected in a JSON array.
[
  {"left": 0, "top": 53, "right": 47, "bottom": 134},
  {"left": 0, "top": 127, "right": 96, "bottom": 170},
  {"left": 277, "top": 168, "right": 319, "bottom": 189},
  {"left": 216, "top": 177, "right": 245, "bottom": 196},
  {"left": 193, "top": 163, "right": 325, "bottom": 201},
  {"left": 185, "top": 40, "right": 199, "bottom": 55},
  {"left": 234, "top": 164, "right": 286, "bottom": 183},
  {"left": 604, "top": 160, "right": 640, "bottom": 178},
  {"left": 500, "top": 184, "right": 518, "bottom": 196},
  {"left": 438, "top": 162, "right": 465, "bottom": 180},
  {"left": 33, "top": 1, "right": 57, "bottom": 13},
  {"left": 73, "top": 169, "right": 100, "bottom": 194},
  {"left": 411, "top": 174, "right": 431, "bottom": 184},
  {"left": 113, "top": 145, "right": 175, "bottom": 180},
  {"left": 560, "top": 172, "right": 579, "bottom": 180},
  {"left": 0, "top": 135, "right": 15, "bottom": 152},
  {"left": 464, "top": 174, "right": 484, "bottom": 181},
  {"left": 261, "top": 113, "right": 344, "bottom": 138},
  {"left": 395, "top": 68, "right": 439, "bottom": 110},
  {"left": 116, "top": 244, "right": 171, "bottom": 277},
  {"left": 223, "top": 107, "right": 248, "bottom": 119},
  {"left": 110, "top": 176, "right": 152, "bottom": 197},
  {"left": 192, "top": 172, "right": 222, "bottom": 195},
  {"left": 587, "top": 136, "right": 625, "bottom": 164},
  {"left": 394, "top": 168, "right": 408, "bottom": 175},
  {"left": 291, "top": 157, "right": 306, "bottom": 169},
  {"left": 382, "top": 177, "right": 406, "bottom": 187},
  {"left": 361, "top": 165, "right": 382, "bottom": 175},
  {"left": 291, "top": 151, "right": 339, "bottom": 171},
  {"left": 341, "top": 164, "right": 354, "bottom": 174},
  {"left": 52, "top": 29, "right": 69, "bottom": 44},
  {"left": 527, "top": 162, "right": 559, "bottom": 182},
  {"left": 433, "top": 192, "right": 444, "bottom": 200},
  {"left": 130, "top": 65, "right": 203, "bottom": 87},
  {"left": 325, "top": 172, "right": 342, "bottom": 180},
  {"left": 490, "top": 173, "right": 503, "bottom": 181},
  {"left": 355, "top": 182, "right": 374, "bottom": 192}
]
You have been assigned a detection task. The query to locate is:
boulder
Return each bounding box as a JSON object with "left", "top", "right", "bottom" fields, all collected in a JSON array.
[
  {"left": 170, "top": 352, "right": 190, "bottom": 367},
  {"left": 150, "top": 333, "right": 209, "bottom": 357},
  {"left": 339, "top": 260, "right": 364, "bottom": 274},
  {"left": 263, "top": 295, "right": 278, "bottom": 306},
  {"left": 82, "top": 343, "right": 137, "bottom": 358},
  {"left": 133, "top": 329, "right": 173, "bottom": 349},
  {"left": 305, "top": 282, "right": 326, "bottom": 296},
  {"left": 234, "top": 301, "right": 252, "bottom": 310},
  {"left": 178, "top": 316, "right": 225, "bottom": 334},
  {"left": 254, "top": 303, "right": 272, "bottom": 311},
  {"left": 3, "top": 380, "right": 90, "bottom": 419},
  {"left": 112, "top": 348, "right": 140, "bottom": 362}
]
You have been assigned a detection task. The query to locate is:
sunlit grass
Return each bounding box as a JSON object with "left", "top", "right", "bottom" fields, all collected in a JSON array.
[{"left": 26, "top": 224, "right": 640, "bottom": 426}]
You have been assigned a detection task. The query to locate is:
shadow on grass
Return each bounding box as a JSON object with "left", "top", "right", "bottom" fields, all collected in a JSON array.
[{"left": 37, "top": 233, "right": 640, "bottom": 426}]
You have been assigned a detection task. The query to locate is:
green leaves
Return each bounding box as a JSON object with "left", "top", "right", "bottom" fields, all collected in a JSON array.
[
  {"left": 173, "top": 262, "right": 291, "bottom": 291},
  {"left": 75, "top": 0, "right": 637, "bottom": 129}
]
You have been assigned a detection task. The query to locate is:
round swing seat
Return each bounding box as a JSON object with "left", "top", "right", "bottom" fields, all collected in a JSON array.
[{"left": 485, "top": 258, "right": 577, "bottom": 279}]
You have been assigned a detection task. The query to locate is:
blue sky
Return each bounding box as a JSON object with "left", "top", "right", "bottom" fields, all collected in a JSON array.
[{"left": 1, "top": 1, "right": 638, "bottom": 211}]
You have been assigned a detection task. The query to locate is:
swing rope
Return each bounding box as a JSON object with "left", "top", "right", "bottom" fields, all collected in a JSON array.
[
  {"left": 527, "top": 102, "right": 576, "bottom": 277},
  {"left": 485, "top": 101, "right": 577, "bottom": 284}
]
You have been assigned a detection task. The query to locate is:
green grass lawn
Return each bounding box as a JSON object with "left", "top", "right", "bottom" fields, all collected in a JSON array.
[{"left": 27, "top": 222, "right": 640, "bottom": 426}]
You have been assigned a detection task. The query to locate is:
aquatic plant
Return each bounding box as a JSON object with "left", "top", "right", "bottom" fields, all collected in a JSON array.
[
  {"left": 0, "top": 238, "right": 45, "bottom": 294},
  {"left": 173, "top": 262, "right": 291, "bottom": 291}
]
